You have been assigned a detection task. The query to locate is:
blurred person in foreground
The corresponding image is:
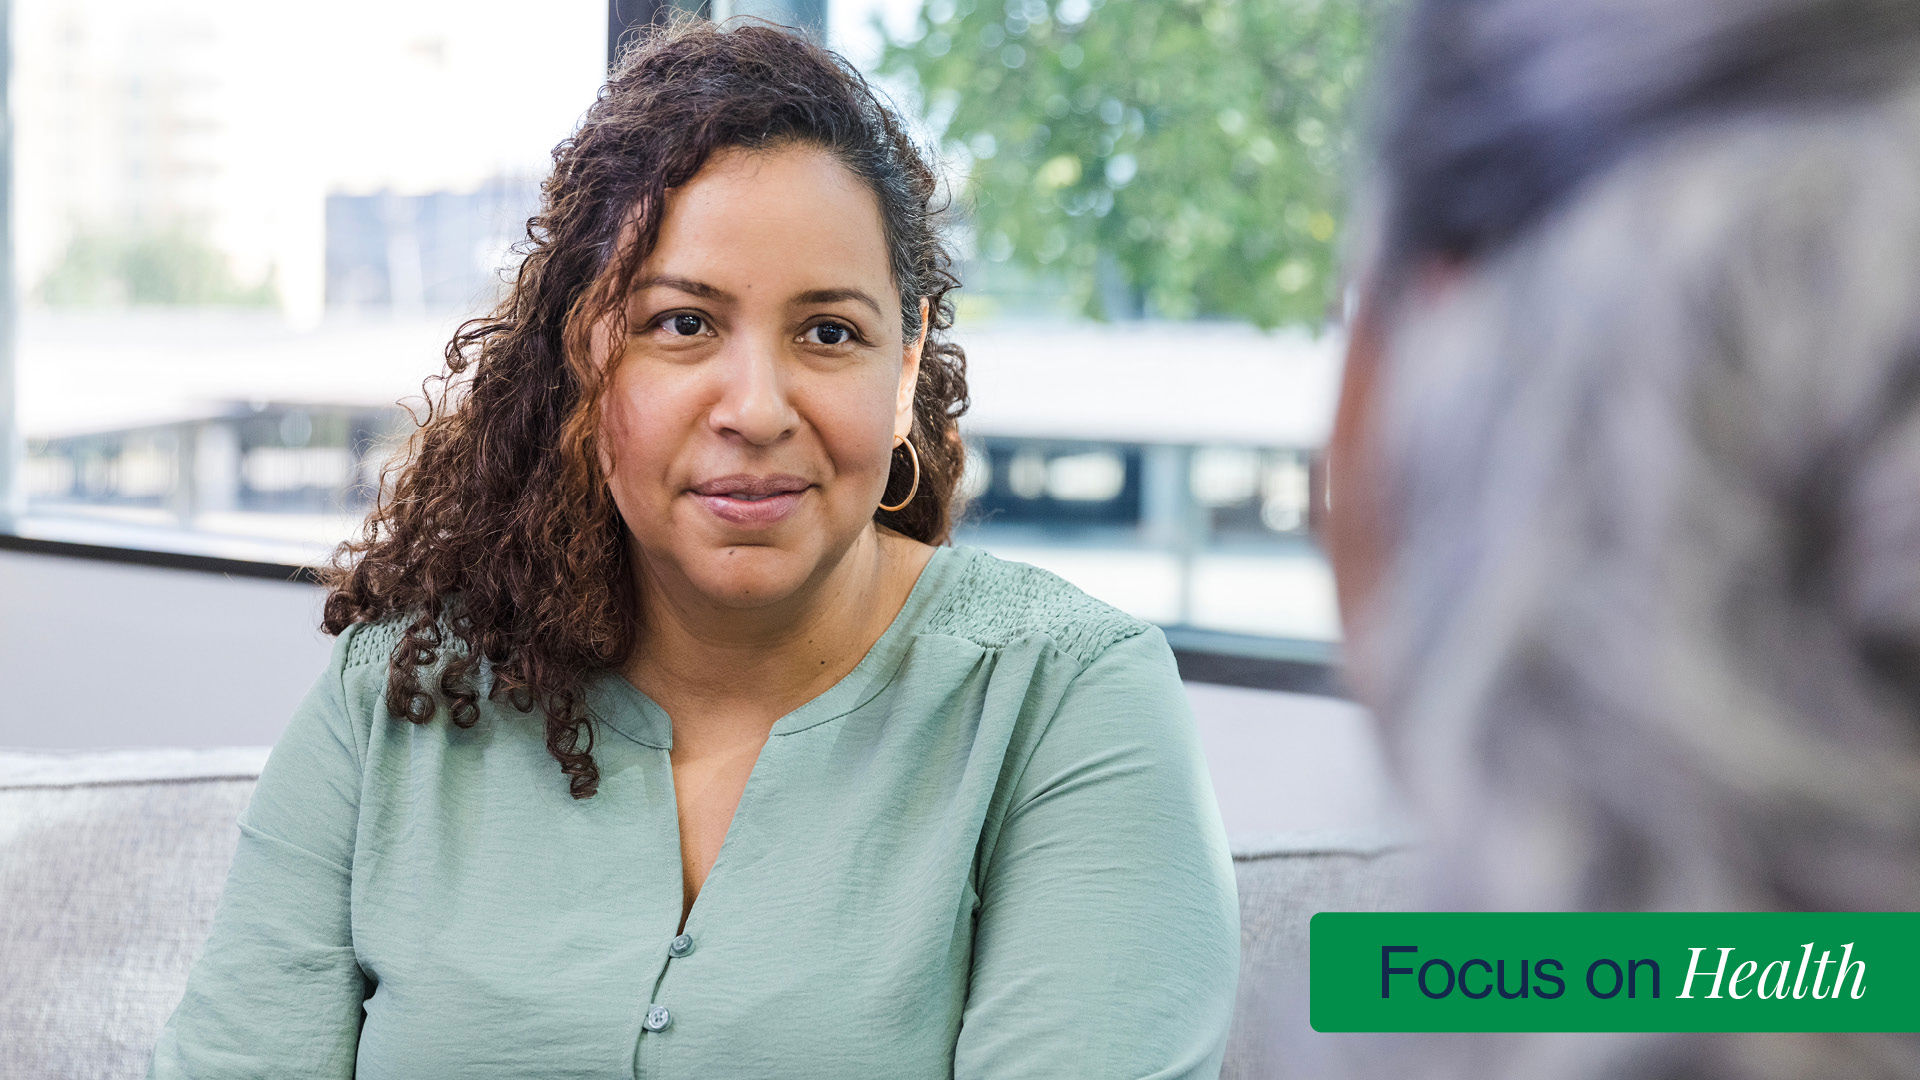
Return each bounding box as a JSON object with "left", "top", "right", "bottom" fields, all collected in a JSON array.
[{"left": 1326, "top": 0, "right": 1920, "bottom": 1075}]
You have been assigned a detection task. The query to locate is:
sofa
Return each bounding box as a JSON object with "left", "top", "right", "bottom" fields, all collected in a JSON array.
[{"left": 0, "top": 746, "right": 1415, "bottom": 1079}]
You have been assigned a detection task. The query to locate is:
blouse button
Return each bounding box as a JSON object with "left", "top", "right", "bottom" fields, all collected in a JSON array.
[
  {"left": 669, "top": 933, "right": 695, "bottom": 958},
  {"left": 643, "top": 1004, "right": 673, "bottom": 1032}
]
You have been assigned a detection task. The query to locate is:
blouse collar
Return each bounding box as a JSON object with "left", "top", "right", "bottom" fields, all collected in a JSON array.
[{"left": 581, "top": 543, "right": 973, "bottom": 750}]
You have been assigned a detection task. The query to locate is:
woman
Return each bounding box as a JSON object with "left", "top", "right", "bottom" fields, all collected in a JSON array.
[
  {"left": 146, "top": 18, "right": 1239, "bottom": 1080},
  {"left": 1327, "top": 0, "right": 1920, "bottom": 1076}
]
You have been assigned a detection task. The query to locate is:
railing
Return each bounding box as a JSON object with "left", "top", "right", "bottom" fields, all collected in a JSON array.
[{"left": 20, "top": 401, "right": 1338, "bottom": 639}]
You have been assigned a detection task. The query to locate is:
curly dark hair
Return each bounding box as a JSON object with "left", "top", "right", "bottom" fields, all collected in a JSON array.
[{"left": 315, "top": 15, "right": 969, "bottom": 799}]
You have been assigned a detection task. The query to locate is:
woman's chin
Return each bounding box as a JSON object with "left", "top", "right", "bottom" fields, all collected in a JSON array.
[{"left": 682, "top": 544, "right": 818, "bottom": 609}]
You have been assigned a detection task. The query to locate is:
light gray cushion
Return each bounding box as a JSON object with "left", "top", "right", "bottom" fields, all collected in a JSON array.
[
  {"left": 0, "top": 749, "right": 268, "bottom": 1080},
  {"left": 1222, "top": 833, "right": 1418, "bottom": 1079},
  {"left": 0, "top": 748, "right": 1416, "bottom": 1079}
]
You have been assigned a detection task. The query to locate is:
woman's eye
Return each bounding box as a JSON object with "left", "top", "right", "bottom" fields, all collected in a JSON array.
[
  {"left": 659, "top": 313, "right": 707, "bottom": 337},
  {"left": 806, "top": 321, "right": 853, "bottom": 346}
]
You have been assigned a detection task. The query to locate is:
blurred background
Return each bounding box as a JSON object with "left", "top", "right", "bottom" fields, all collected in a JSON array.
[
  {"left": 2, "top": 0, "right": 1380, "bottom": 638},
  {"left": 0, "top": 0, "right": 1400, "bottom": 833}
]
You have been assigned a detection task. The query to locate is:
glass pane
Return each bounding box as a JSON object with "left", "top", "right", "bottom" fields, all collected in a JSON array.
[
  {"left": 13, "top": 0, "right": 607, "bottom": 564},
  {"left": 852, "top": 0, "right": 1374, "bottom": 641},
  {"left": 14, "top": 0, "right": 1372, "bottom": 643}
]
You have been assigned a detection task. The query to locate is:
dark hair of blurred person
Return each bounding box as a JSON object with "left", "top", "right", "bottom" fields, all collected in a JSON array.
[{"left": 1327, "top": 0, "right": 1920, "bottom": 1075}]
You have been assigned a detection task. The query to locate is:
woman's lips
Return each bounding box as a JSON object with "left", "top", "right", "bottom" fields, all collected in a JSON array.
[{"left": 695, "top": 488, "right": 808, "bottom": 527}]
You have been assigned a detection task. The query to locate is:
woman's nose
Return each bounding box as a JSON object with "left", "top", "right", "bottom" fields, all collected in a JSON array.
[{"left": 707, "top": 336, "right": 799, "bottom": 446}]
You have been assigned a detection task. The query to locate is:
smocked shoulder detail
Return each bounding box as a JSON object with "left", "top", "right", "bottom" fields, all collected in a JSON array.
[
  {"left": 920, "top": 549, "right": 1151, "bottom": 665},
  {"left": 343, "top": 608, "right": 472, "bottom": 671},
  {"left": 344, "top": 612, "right": 403, "bottom": 671}
]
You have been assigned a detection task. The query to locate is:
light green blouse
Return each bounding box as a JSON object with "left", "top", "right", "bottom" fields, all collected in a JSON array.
[{"left": 147, "top": 544, "right": 1241, "bottom": 1079}]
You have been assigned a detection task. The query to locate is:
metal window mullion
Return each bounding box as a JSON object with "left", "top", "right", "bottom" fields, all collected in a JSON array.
[{"left": 0, "top": 0, "right": 18, "bottom": 533}]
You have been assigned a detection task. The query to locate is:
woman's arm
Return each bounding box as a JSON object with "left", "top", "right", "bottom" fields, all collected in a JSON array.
[
  {"left": 147, "top": 624, "right": 372, "bottom": 1078},
  {"left": 956, "top": 625, "right": 1242, "bottom": 1080}
]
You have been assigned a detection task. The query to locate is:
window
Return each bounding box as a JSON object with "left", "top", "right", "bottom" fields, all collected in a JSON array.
[
  {"left": 3, "top": 0, "right": 1377, "bottom": 657},
  {"left": 6, "top": 0, "right": 607, "bottom": 557}
]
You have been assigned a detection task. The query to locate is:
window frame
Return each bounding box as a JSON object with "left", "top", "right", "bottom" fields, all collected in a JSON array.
[{"left": 1, "top": 0, "right": 18, "bottom": 532}]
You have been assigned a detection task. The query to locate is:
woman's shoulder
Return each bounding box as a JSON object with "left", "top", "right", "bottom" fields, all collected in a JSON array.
[
  {"left": 923, "top": 545, "right": 1158, "bottom": 668},
  {"left": 326, "top": 598, "right": 496, "bottom": 712},
  {"left": 333, "top": 604, "right": 472, "bottom": 672}
]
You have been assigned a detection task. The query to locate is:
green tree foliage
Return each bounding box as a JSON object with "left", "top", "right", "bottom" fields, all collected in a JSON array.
[
  {"left": 36, "top": 225, "right": 278, "bottom": 307},
  {"left": 879, "top": 0, "right": 1381, "bottom": 328}
]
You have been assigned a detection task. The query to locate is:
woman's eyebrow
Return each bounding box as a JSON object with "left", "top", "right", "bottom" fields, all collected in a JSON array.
[
  {"left": 633, "top": 275, "right": 731, "bottom": 301},
  {"left": 792, "top": 287, "right": 882, "bottom": 316}
]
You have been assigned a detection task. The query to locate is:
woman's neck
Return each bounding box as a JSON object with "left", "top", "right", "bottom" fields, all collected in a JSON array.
[{"left": 624, "top": 527, "right": 929, "bottom": 751}]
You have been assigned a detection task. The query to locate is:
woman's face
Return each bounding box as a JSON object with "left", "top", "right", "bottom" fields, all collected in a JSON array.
[{"left": 592, "top": 142, "right": 926, "bottom": 613}]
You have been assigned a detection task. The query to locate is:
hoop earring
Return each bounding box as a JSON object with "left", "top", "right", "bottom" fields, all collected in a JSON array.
[{"left": 878, "top": 435, "right": 920, "bottom": 513}]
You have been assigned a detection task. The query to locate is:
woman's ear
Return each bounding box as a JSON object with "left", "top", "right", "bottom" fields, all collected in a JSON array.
[
  {"left": 595, "top": 430, "right": 610, "bottom": 480},
  {"left": 896, "top": 297, "right": 930, "bottom": 438}
]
